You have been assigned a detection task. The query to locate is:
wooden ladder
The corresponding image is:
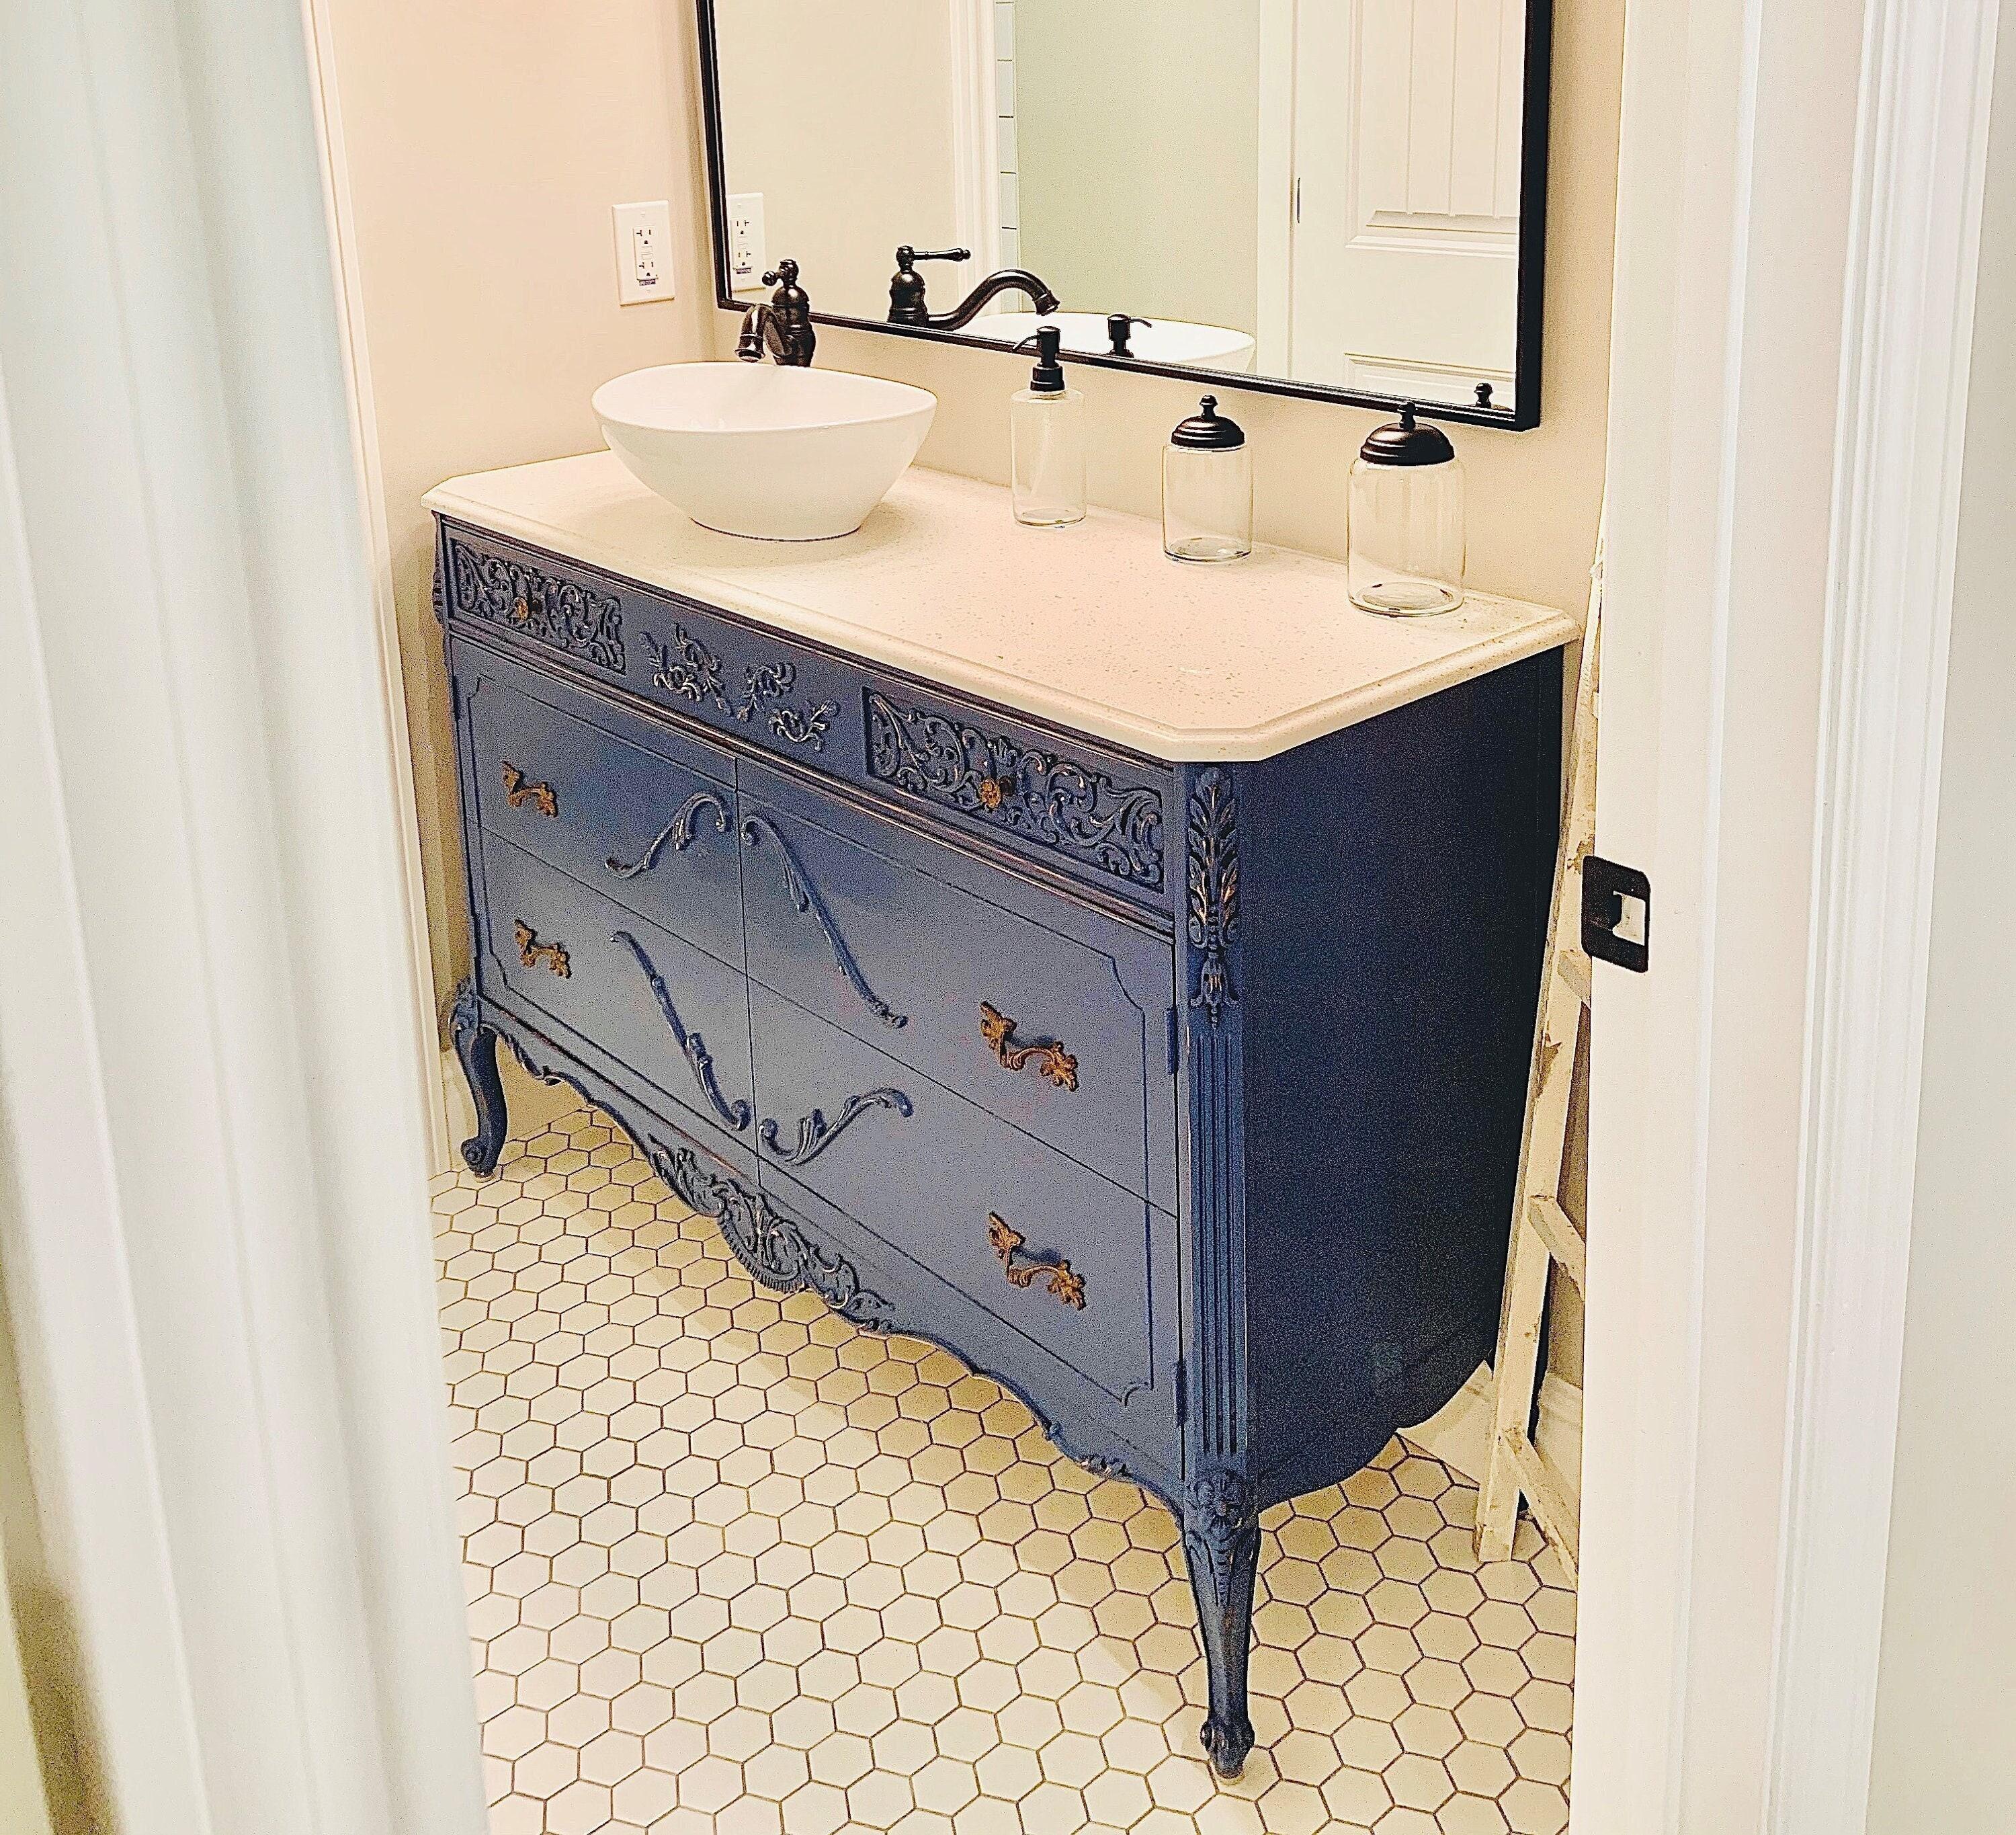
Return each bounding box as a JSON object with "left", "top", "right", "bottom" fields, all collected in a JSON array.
[{"left": 1473, "top": 561, "right": 1601, "bottom": 1578}]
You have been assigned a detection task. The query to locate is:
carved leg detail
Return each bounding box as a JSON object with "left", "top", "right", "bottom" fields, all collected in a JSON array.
[
  {"left": 450, "top": 981, "right": 509, "bottom": 1176},
  {"left": 1183, "top": 1469, "right": 1261, "bottom": 1779}
]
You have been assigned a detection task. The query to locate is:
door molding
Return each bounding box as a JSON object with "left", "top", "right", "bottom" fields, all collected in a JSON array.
[
  {"left": 300, "top": 0, "right": 457, "bottom": 1172},
  {"left": 1585, "top": 0, "right": 2003, "bottom": 1828},
  {"left": 1255, "top": 0, "right": 1297, "bottom": 374},
  {"left": 948, "top": 0, "right": 1004, "bottom": 269},
  {"left": 1764, "top": 0, "right": 2004, "bottom": 1828}
]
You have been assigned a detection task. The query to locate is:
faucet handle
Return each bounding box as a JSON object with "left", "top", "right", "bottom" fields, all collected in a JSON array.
[
  {"left": 744, "top": 259, "right": 816, "bottom": 366},
  {"left": 889, "top": 245, "right": 972, "bottom": 324},
  {"left": 762, "top": 259, "right": 810, "bottom": 315}
]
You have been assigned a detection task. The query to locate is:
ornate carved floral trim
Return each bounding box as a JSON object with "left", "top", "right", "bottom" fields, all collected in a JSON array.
[
  {"left": 742, "top": 815, "right": 909, "bottom": 1029},
  {"left": 610, "top": 930, "right": 753, "bottom": 1134},
  {"left": 605, "top": 790, "right": 731, "bottom": 881},
  {"left": 866, "top": 693, "right": 1165, "bottom": 891},
  {"left": 648, "top": 1140, "right": 896, "bottom": 1332},
  {"left": 645, "top": 626, "right": 839, "bottom": 752},
  {"left": 759, "top": 1086, "right": 913, "bottom": 1168},
  {"left": 449, "top": 541, "right": 626, "bottom": 672},
  {"left": 1186, "top": 769, "right": 1238, "bottom": 1022},
  {"left": 1184, "top": 1467, "right": 1261, "bottom": 1602}
]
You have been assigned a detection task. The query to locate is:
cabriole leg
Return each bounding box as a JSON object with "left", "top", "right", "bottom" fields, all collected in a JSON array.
[
  {"left": 1183, "top": 1469, "right": 1261, "bottom": 1778},
  {"left": 450, "top": 980, "right": 509, "bottom": 1176}
]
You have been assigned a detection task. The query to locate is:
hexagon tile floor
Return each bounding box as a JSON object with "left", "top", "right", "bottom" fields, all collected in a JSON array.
[{"left": 435, "top": 1105, "right": 1575, "bottom": 1835}]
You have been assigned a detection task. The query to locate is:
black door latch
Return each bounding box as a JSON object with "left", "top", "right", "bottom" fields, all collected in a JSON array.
[{"left": 1581, "top": 855, "right": 1651, "bottom": 973}]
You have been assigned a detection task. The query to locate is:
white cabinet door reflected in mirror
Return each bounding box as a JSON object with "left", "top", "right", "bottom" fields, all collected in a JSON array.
[{"left": 698, "top": 0, "right": 1550, "bottom": 425}]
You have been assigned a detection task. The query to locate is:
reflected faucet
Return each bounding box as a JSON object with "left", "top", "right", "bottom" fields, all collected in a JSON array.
[
  {"left": 737, "top": 259, "right": 818, "bottom": 366},
  {"left": 888, "top": 244, "right": 1062, "bottom": 331}
]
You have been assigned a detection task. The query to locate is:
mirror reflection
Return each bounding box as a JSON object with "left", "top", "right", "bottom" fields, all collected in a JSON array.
[{"left": 705, "top": 0, "right": 1542, "bottom": 417}]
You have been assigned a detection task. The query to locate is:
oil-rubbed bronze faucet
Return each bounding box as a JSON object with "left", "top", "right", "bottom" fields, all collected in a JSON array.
[
  {"left": 887, "top": 244, "right": 1061, "bottom": 331},
  {"left": 737, "top": 259, "right": 817, "bottom": 366}
]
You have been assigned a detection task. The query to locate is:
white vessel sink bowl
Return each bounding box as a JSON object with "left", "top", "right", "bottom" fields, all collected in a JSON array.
[
  {"left": 984, "top": 312, "right": 1258, "bottom": 373},
  {"left": 593, "top": 364, "right": 937, "bottom": 541}
]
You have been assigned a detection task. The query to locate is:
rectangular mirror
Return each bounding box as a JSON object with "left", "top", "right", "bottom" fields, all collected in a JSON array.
[{"left": 698, "top": 1, "right": 1552, "bottom": 428}]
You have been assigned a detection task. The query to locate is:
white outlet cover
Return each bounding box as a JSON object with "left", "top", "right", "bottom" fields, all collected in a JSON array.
[
  {"left": 613, "top": 201, "right": 674, "bottom": 305},
  {"left": 726, "top": 192, "right": 767, "bottom": 292}
]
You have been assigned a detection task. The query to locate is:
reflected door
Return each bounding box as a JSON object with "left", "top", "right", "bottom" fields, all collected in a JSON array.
[{"left": 1288, "top": 0, "right": 1526, "bottom": 409}]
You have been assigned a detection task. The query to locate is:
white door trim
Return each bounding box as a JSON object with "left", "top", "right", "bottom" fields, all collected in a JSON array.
[
  {"left": 1764, "top": 0, "right": 2003, "bottom": 1826},
  {"left": 1584, "top": 0, "right": 2003, "bottom": 1827},
  {"left": 300, "top": 0, "right": 457, "bottom": 1171},
  {"left": 1255, "top": 0, "right": 1297, "bottom": 374},
  {"left": 948, "top": 0, "right": 1004, "bottom": 268}
]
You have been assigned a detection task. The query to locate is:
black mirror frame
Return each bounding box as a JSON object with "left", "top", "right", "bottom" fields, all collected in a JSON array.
[{"left": 694, "top": 0, "right": 1552, "bottom": 432}]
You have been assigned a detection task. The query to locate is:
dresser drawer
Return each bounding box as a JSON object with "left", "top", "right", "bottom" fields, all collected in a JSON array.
[
  {"left": 749, "top": 985, "right": 1170, "bottom": 1405},
  {"left": 437, "top": 522, "right": 1172, "bottom": 909},
  {"left": 476, "top": 835, "right": 757, "bottom": 1153},
  {"left": 442, "top": 524, "right": 862, "bottom": 771},
  {"left": 740, "top": 762, "right": 1177, "bottom": 1208},
  {"left": 860, "top": 681, "right": 1169, "bottom": 900},
  {"left": 459, "top": 649, "right": 744, "bottom": 968}
]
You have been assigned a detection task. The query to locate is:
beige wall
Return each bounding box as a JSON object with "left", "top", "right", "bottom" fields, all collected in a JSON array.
[
  {"left": 715, "top": 0, "right": 960, "bottom": 318},
  {"left": 325, "top": 0, "right": 718, "bottom": 1016},
  {"left": 1865, "top": 11, "right": 2016, "bottom": 1823},
  {"left": 1015, "top": 0, "right": 1261, "bottom": 339}
]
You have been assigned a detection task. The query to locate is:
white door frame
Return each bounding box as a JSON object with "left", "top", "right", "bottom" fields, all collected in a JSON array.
[
  {"left": 1761, "top": 0, "right": 2001, "bottom": 1824},
  {"left": 1581, "top": 0, "right": 2001, "bottom": 1831},
  {"left": 0, "top": 0, "right": 1999, "bottom": 1828},
  {"left": 948, "top": 0, "right": 1005, "bottom": 269},
  {"left": 299, "top": 0, "right": 457, "bottom": 1171},
  {"left": 1255, "top": 0, "right": 1298, "bottom": 375}
]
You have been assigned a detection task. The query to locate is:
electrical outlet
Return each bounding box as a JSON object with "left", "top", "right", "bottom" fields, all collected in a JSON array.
[
  {"left": 613, "top": 201, "right": 674, "bottom": 305},
  {"left": 726, "top": 193, "right": 767, "bottom": 292}
]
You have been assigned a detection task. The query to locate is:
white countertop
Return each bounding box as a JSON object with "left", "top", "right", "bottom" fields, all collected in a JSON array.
[{"left": 424, "top": 452, "right": 1580, "bottom": 764}]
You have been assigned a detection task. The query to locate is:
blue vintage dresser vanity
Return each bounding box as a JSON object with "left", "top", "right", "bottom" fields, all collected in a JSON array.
[{"left": 431, "top": 454, "right": 1577, "bottom": 1777}]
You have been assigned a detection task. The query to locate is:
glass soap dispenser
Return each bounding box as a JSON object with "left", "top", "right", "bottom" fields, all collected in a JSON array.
[
  {"left": 1009, "top": 325, "right": 1086, "bottom": 528},
  {"left": 1163, "top": 395, "right": 1253, "bottom": 562},
  {"left": 1347, "top": 403, "right": 1466, "bottom": 615}
]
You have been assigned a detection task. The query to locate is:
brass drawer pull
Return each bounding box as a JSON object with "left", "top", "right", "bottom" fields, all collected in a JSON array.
[
  {"left": 979, "top": 1003, "right": 1078, "bottom": 1090},
  {"left": 512, "top": 920, "right": 570, "bottom": 979},
  {"left": 501, "top": 762, "right": 558, "bottom": 818},
  {"left": 987, "top": 1214, "right": 1086, "bottom": 1309}
]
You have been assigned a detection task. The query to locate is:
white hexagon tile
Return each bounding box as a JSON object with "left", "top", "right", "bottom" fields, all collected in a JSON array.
[{"left": 433, "top": 1106, "right": 1575, "bottom": 1835}]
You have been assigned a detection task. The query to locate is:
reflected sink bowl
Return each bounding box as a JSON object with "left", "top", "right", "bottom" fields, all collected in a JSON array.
[
  {"left": 593, "top": 364, "right": 937, "bottom": 541},
  {"left": 984, "top": 312, "right": 1258, "bottom": 373}
]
